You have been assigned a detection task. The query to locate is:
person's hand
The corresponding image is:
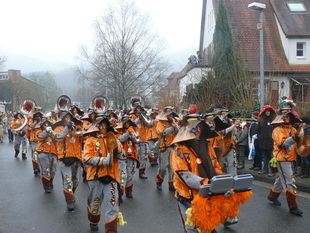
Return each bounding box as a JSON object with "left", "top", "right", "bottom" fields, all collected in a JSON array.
[{"left": 127, "top": 126, "right": 135, "bottom": 134}]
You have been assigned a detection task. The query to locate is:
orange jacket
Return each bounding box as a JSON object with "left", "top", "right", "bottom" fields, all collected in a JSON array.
[
  {"left": 147, "top": 119, "right": 159, "bottom": 141},
  {"left": 28, "top": 118, "right": 41, "bottom": 142},
  {"left": 213, "top": 131, "right": 235, "bottom": 156},
  {"left": 84, "top": 136, "right": 120, "bottom": 182},
  {"left": 272, "top": 124, "right": 297, "bottom": 162},
  {"left": 130, "top": 114, "right": 149, "bottom": 142},
  {"left": 157, "top": 120, "right": 177, "bottom": 149},
  {"left": 35, "top": 129, "right": 57, "bottom": 154},
  {"left": 116, "top": 129, "right": 138, "bottom": 160},
  {"left": 170, "top": 144, "right": 222, "bottom": 200},
  {"left": 54, "top": 125, "right": 84, "bottom": 162}
]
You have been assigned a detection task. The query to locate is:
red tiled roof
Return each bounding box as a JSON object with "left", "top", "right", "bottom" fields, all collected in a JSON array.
[
  {"left": 214, "top": 0, "right": 310, "bottom": 73},
  {"left": 270, "top": 0, "right": 310, "bottom": 38}
]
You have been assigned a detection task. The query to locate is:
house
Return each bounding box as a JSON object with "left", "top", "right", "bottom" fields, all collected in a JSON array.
[
  {"left": 173, "top": 0, "right": 310, "bottom": 108},
  {"left": 0, "top": 70, "right": 45, "bottom": 112}
]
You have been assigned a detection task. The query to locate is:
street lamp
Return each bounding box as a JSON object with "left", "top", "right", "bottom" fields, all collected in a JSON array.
[{"left": 248, "top": 2, "right": 266, "bottom": 110}]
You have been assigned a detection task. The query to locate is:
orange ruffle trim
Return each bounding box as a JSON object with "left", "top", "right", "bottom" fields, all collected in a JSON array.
[{"left": 190, "top": 191, "right": 252, "bottom": 232}]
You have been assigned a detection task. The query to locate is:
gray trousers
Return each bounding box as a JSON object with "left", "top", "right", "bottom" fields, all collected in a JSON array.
[
  {"left": 38, "top": 152, "right": 57, "bottom": 180},
  {"left": 158, "top": 147, "right": 173, "bottom": 181},
  {"left": 272, "top": 161, "right": 297, "bottom": 193},
  {"left": 14, "top": 133, "right": 27, "bottom": 152},
  {"left": 87, "top": 180, "right": 119, "bottom": 224},
  {"left": 136, "top": 142, "right": 148, "bottom": 169},
  {"left": 118, "top": 159, "right": 127, "bottom": 190},
  {"left": 221, "top": 149, "right": 237, "bottom": 177},
  {"left": 59, "top": 160, "right": 81, "bottom": 202},
  {"left": 125, "top": 158, "right": 137, "bottom": 187},
  {"left": 148, "top": 139, "right": 159, "bottom": 158}
]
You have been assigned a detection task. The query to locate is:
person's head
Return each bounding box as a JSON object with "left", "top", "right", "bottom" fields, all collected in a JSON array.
[
  {"left": 89, "top": 112, "right": 96, "bottom": 120},
  {"left": 150, "top": 111, "right": 158, "bottom": 119},
  {"left": 167, "top": 113, "right": 175, "bottom": 122},
  {"left": 265, "top": 109, "right": 271, "bottom": 116},
  {"left": 63, "top": 114, "right": 72, "bottom": 125},
  {"left": 72, "top": 107, "right": 78, "bottom": 115},
  {"left": 213, "top": 103, "right": 223, "bottom": 113},
  {"left": 123, "top": 120, "right": 131, "bottom": 129},
  {"left": 135, "top": 106, "right": 142, "bottom": 114},
  {"left": 98, "top": 121, "right": 108, "bottom": 134}
]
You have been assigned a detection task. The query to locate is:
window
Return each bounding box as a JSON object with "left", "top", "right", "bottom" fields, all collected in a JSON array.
[
  {"left": 287, "top": 2, "right": 307, "bottom": 13},
  {"left": 0, "top": 73, "right": 9, "bottom": 80},
  {"left": 296, "top": 42, "right": 305, "bottom": 57}
]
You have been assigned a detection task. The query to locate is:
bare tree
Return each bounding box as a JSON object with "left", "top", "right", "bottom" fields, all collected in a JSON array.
[
  {"left": 0, "top": 54, "right": 7, "bottom": 69},
  {"left": 77, "top": 0, "right": 168, "bottom": 109}
]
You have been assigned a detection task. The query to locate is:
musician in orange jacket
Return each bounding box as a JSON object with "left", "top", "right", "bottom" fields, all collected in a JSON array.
[
  {"left": 28, "top": 107, "right": 44, "bottom": 175},
  {"left": 53, "top": 111, "right": 84, "bottom": 211},
  {"left": 130, "top": 104, "right": 153, "bottom": 179},
  {"left": 115, "top": 115, "right": 140, "bottom": 198},
  {"left": 11, "top": 112, "right": 28, "bottom": 159},
  {"left": 36, "top": 117, "right": 58, "bottom": 193},
  {"left": 155, "top": 106, "right": 179, "bottom": 191},
  {"left": 170, "top": 114, "right": 252, "bottom": 232},
  {"left": 146, "top": 109, "right": 160, "bottom": 166},
  {"left": 84, "top": 117, "right": 123, "bottom": 232},
  {"left": 267, "top": 109, "right": 303, "bottom": 216}
]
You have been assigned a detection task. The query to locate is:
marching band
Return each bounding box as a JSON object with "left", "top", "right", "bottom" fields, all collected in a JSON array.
[{"left": 5, "top": 95, "right": 309, "bottom": 233}]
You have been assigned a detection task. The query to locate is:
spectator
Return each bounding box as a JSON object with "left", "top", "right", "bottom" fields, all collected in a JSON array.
[
  {"left": 236, "top": 121, "right": 249, "bottom": 169},
  {"left": 257, "top": 105, "right": 276, "bottom": 176},
  {"left": 7, "top": 113, "right": 14, "bottom": 143},
  {"left": 249, "top": 112, "right": 261, "bottom": 170},
  {"left": 297, "top": 117, "right": 310, "bottom": 178}
]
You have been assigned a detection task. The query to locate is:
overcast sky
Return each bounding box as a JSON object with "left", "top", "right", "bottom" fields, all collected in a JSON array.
[{"left": 0, "top": 0, "right": 202, "bottom": 72}]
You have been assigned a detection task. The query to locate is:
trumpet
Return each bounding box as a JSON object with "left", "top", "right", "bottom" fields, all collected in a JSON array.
[{"left": 72, "top": 123, "right": 83, "bottom": 136}]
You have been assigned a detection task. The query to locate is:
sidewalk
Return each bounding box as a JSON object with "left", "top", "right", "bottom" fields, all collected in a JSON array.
[{"left": 238, "top": 160, "right": 310, "bottom": 193}]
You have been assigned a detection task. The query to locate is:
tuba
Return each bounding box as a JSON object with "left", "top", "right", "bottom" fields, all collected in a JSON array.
[
  {"left": 92, "top": 96, "right": 108, "bottom": 114},
  {"left": 129, "top": 95, "right": 143, "bottom": 109},
  {"left": 11, "top": 99, "right": 35, "bottom": 132},
  {"left": 57, "top": 95, "right": 71, "bottom": 111},
  {"left": 20, "top": 99, "right": 36, "bottom": 115}
]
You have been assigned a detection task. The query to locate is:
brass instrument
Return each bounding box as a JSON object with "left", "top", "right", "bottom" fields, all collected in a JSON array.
[
  {"left": 57, "top": 95, "right": 71, "bottom": 111},
  {"left": 131, "top": 131, "right": 141, "bottom": 144},
  {"left": 92, "top": 96, "right": 108, "bottom": 114},
  {"left": 20, "top": 99, "right": 36, "bottom": 115},
  {"left": 71, "top": 122, "right": 83, "bottom": 136},
  {"left": 129, "top": 95, "right": 144, "bottom": 109},
  {"left": 12, "top": 99, "right": 35, "bottom": 132}
]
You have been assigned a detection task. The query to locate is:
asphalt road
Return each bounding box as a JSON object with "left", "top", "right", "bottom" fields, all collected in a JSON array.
[{"left": 1, "top": 136, "right": 310, "bottom": 233}]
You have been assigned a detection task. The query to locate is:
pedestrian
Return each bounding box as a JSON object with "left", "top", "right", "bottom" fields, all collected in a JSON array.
[
  {"left": 267, "top": 108, "right": 303, "bottom": 216},
  {"left": 36, "top": 117, "right": 58, "bottom": 193},
  {"left": 0, "top": 123, "right": 4, "bottom": 143},
  {"left": 155, "top": 106, "right": 179, "bottom": 191},
  {"left": 248, "top": 112, "right": 262, "bottom": 170},
  {"left": 236, "top": 121, "right": 249, "bottom": 169},
  {"left": 53, "top": 111, "right": 84, "bottom": 211},
  {"left": 257, "top": 105, "right": 276, "bottom": 176},
  {"left": 7, "top": 113, "right": 14, "bottom": 143},
  {"left": 296, "top": 117, "right": 310, "bottom": 178},
  {"left": 83, "top": 117, "right": 124, "bottom": 232}
]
